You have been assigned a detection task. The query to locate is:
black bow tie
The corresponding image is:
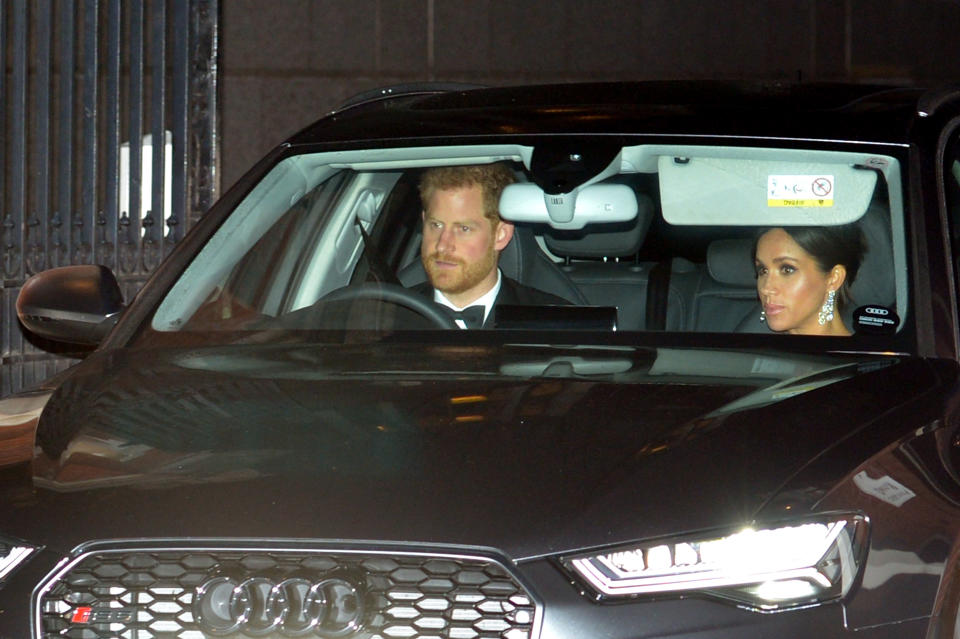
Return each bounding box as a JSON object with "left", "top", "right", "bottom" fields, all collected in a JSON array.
[{"left": 447, "top": 305, "right": 485, "bottom": 329}]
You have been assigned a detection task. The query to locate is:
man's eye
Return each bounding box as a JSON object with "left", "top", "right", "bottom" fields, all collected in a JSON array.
[{"left": 459, "top": 225, "right": 471, "bottom": 233}]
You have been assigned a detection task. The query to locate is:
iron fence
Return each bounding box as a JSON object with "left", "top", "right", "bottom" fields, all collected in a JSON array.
[{"left": 1, "top": 0, "right": 219, "bottom": 396}]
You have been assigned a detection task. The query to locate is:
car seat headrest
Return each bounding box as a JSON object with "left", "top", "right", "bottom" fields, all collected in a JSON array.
[
  {"left": 707, "top": 238, "right": 756, "bottom": 287},
  {"left": 497, "top": 224, "right": 533, "bottom": 280},
  {"left": 542, "top": 194, "right": 654, "bottom": 258}
]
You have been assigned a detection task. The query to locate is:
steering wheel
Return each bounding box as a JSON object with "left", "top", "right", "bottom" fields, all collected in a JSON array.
[{"left": 319, "top": 282, "right": 458, "bottom": 329}]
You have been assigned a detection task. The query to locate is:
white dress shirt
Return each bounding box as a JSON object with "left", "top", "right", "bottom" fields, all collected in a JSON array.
[{"left": 432, "top": 269, "right": 502, "bottom": 329}]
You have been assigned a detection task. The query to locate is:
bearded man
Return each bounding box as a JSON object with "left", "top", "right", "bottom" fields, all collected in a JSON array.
[{"left": 414, "top": 164, "right": 568, "bottom": 328}]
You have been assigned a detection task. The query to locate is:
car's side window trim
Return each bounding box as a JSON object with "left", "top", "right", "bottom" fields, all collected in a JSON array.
[{"left": 937, "top": 115, "right": 960, "bottom": 352}]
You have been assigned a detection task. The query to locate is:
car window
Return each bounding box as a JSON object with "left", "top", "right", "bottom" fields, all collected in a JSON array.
[{"left": 144, "top": 143, "right": 908, "bottom": 344}]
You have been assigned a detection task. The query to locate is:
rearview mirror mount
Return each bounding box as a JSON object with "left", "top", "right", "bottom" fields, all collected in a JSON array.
[{"left": 499, "top": 183, "right": 639, "bottom": 230}]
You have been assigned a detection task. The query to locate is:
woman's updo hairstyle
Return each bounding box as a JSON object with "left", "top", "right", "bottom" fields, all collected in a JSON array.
[{"left": 753, "top": 224, "right": 867, "bottom": 312}]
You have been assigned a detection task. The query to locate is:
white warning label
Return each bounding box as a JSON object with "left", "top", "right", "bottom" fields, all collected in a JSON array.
[{"left": 768, "top": 175, "right": 834, "bottom": 207}]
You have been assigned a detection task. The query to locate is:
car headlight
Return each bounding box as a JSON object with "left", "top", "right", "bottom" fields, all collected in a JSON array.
[
  {"left": 561, "top": 513, "right": 868, "bottom": 612},
  {"left": 0, "top": 534, "right": 40, "bottom": 584}
]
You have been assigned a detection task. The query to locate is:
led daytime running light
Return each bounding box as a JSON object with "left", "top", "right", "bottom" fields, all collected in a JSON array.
[{"left": 565, "top": 515, "right": 867, "bottom": 611}]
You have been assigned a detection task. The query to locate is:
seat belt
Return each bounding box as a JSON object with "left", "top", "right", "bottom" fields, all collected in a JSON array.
[
  {"left": 645, "top": 259, "right": 671, "bottom": 330},
  {"left": 355, "top": 218, "right": 400, "bottom": 285}
]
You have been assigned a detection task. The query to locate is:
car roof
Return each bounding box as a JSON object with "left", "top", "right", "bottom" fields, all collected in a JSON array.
[{"left": 287, "top": 81, "right": 930, "bottom": 147}]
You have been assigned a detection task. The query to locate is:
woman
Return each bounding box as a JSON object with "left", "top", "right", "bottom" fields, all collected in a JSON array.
[{"left": 753, "top": 225, "right": 866, "bottom": 336}]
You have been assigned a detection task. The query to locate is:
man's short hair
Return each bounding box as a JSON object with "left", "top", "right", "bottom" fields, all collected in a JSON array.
[{"left": 419, "top": 163, "right": 516, "bottom": 222}]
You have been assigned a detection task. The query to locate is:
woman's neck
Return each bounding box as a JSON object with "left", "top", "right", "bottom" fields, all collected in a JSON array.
[{"left": 789, "top": 317, "right": 850, "bottom": 336}]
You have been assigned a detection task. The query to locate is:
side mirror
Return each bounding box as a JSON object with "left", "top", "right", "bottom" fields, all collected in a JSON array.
[{"left": 16, "top": 265, "right": 124, "bottom": 345}]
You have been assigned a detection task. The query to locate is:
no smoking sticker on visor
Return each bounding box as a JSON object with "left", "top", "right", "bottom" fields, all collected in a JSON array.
[{"left": 768, "top": 175, "right": 834, "bottom": 207}]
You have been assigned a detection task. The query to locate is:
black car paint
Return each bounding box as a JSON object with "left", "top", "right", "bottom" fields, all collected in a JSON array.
[{"left": 2, "top": 341, "right": 959, "bottom": 634}]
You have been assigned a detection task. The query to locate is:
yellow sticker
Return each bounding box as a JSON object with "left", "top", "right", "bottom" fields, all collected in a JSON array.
[
  {"left": 768, "top": 199, "right": 833, "bottom": 207},
  {"left": 768, "top": 175, "right": 834, "bottom": 207}
]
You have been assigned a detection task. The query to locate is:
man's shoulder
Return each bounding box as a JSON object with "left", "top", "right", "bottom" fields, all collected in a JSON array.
[
  {"left": 498, "top": 277, "right": 571, "bottom": 306},
  {"left": 408, "top": 276, "right": 572, "bottom": 306}
]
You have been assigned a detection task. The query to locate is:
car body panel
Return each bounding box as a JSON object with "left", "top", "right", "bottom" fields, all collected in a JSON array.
[
  {"left": 2, "top": 345, "right": 959, "bottom": 635},
  {"left": 296, "top": 83, "right": 922, "bottom": 147},
  {"left": 0, "top": 345, "right": 933, "bottom": 552}
]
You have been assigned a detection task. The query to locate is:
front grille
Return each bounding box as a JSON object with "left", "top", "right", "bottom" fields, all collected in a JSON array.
[{"left": 36, "top": 543, "right": 538, "bottom": 639}]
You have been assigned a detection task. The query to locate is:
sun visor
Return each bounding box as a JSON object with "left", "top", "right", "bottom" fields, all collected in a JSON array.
[
  {"left": 658, "top": 155, "right": 878, "bottom": 226},
  {"left": 499, "top": 183, "right": 638, "bottom": 230}
]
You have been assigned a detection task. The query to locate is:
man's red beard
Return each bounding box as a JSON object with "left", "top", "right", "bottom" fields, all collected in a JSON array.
[{"left": 422, "top": 248, "right": 496, "bottom": 297}]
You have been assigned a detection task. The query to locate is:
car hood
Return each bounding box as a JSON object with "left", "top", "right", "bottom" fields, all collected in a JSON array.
[{"left": 0, "top": 342, "right": 943, "bottom": 560}]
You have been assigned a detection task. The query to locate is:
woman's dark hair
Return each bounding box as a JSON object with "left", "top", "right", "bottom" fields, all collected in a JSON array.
[{"left": 752, "top": 224, "right": 867, "bottom": 312}]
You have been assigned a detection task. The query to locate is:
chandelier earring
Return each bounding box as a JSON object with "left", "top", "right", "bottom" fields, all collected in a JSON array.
[
  {"left": 760, "top": 309, "right": 766, "bottom": 323},
  {"left": 818, "top": 289, "right": 836, "bottom": 325}
]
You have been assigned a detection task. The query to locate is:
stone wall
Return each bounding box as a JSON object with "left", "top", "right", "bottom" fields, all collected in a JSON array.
[{"left": 219, "top": 0, "right": 960, "bottom": 189}]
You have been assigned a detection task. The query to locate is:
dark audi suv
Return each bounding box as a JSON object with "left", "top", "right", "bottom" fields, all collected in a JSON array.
[{"left": 5, "top": 82, "right": 960, "bottom": 638}]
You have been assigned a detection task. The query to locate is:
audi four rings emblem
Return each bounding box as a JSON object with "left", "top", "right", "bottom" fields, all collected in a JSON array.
[{"left": 193, "top": 575, "right": 365, "bottom": 637}]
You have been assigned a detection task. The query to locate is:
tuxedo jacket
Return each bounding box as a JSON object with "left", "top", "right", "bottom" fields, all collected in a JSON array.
[{"left": 411, "top": 277, "right": 570, "bottom": 328}]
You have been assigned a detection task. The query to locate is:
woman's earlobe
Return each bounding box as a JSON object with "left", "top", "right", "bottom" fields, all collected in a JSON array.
[{"left": 830, "top": 264, "right": 847, "bottom": 289}]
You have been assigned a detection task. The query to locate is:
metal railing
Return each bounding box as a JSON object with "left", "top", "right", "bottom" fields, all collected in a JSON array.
[{"left": 1, "top": 0, "right": 219, "bottom": 396}]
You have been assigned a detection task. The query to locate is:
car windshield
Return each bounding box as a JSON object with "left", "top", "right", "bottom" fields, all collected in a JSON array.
[{"left": 142, "top": 142, "right": 908, "bottom": 348}]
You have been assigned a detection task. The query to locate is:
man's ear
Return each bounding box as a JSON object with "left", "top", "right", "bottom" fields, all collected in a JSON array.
[{"left": 494, "top": 220, "right": 514, "bottom": 251}]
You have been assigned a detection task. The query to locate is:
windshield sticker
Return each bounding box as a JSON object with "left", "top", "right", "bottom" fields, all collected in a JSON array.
[
  {"left": 767, "top": 175, "right": 834, "bottom": 207},
  {"left": 853, "top": 471, "right": 915, "bottom": 507},
  {"left": 853, "top": 305, "right": 900, "bottom": 335}
]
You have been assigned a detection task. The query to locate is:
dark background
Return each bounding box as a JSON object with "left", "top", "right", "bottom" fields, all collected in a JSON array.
[{"left": 217, "top": 0, "right": 960, "bottom": 189}]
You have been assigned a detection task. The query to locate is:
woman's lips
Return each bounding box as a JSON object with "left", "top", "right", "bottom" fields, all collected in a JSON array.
[{"left": 764, "top": 303, "right": 785, "bottom": 316}]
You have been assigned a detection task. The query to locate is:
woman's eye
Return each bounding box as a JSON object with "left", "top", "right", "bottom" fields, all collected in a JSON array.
[{"left": 780, "top": 264, "right": 796, "bottom": 274}]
